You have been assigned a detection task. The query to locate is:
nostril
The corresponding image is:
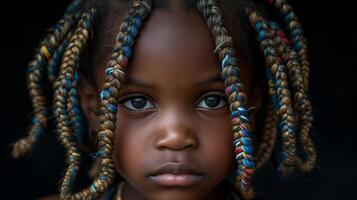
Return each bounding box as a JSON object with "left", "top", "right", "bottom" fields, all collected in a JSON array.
[{"left": 154, "top": 131, "right": 199, "bottom": 151}]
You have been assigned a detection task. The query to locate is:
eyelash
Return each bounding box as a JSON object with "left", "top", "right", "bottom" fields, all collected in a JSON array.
[{"left": 119, "top": 92, "right": 227, "bottom": 112}]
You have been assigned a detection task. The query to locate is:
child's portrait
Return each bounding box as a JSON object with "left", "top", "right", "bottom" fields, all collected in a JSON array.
[{"left": 1, "top": 0, "right": 354, "bottom": 199}]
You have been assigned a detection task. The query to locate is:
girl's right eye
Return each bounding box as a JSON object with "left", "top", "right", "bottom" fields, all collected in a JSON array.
[{"left": 121, "top": 95, "right": 155, "bottom": 111}]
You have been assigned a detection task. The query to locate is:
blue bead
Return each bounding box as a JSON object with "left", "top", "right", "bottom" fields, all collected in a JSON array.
[
  {"left": 255, "top": 21, "right": 263, "bottom": 30},
  {"left": 133, "top": 15, "right": 142, "bottom": 27},
  {"left": 74, "top": 72, "right": 80, "bottom": 82},
  {"left": 243, "top": 145, "right": 253, "bottom": 154},
  {"left": 284, "top": 12, "right": 295, "bottom": 22},
  {"left": 221, "top": 54, "right": 229, "bottom": 69},
  {"left": 73, "top": 107, "right": 81, "bottom": 115},
  {"left": 241, "top": 129, "right": 250, "bottom": 137},
  {"left": 229, "top": 67, "right": 240, "bottom": 77},
  {"left": 231, "top": 110, "right": 239, "bottom": 118},
  {"left": 129, "top": 25, "right": 138, "bottom": 37},
  {"left": 99, "top": 175, "right": 107, "bottom": 181},
  {"left": 269, "top": 22, "right": 280, "bottom": 30},
  {"left": 238, "top": 107, "right": 247, "bottom": 116},
  {"left": 64, "top": 79, "right": 71, "bottom": 88},
  {"left": 295, "top": 41, "right": 302, "bottom": 51},
  {"left": 236, "top": 95, "right": 246, "bottom": 103},
  {"left": 107, "top": 104, "right": 118, "bottom": 113},
  {"left": 241, "top": 138, "right": 251, "bottom": 146},
  {"left": 258, "top": 30, "right": 266, "bottom": 41},
  {"left": 123, "top": 45, "right": 132, "bottom": 58},
  {"left": 90, "top": 183, "right": 97, "bottom": 192},
  {"left": 291, "top": 28, "right": 303, "bottom": 37},
  {"left": 243, "top": 158, "right": 255, "bottom": 168},
  {"left": 100, "top": 90, "right": 110, "bottom": 100},
  {"left": 105, "top": 67, "right": 114, "bottom": 76},
  {"left": 126, "top": 34, "right": 134, "bottom": 46}
]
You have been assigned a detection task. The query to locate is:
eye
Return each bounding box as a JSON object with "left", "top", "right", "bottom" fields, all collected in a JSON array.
[
  {"left": 121, "top": 95, "right": 155, "bottom": 111},
  {"left": 197, "top": 94, "right": 227, "bottom": 110}
]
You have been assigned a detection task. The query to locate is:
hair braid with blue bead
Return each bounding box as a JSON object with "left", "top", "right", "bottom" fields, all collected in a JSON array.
[
  {"left": 53, "top": 7, "right": 98, "bottom": 199},
  {"left": 197, "top": 0, "right": 256, "bottom": 199},
  {"left": 268, "top": 0, "right": 310, "bottom": 91},
  {"left": 267, "top": 20, "right": 316, "bottom": 172},
  {"left": 12, "top": 0, "right": 84, "bottom": 158},
  {"left": 248, "top": 10, "right": 298, "bottom": 175},
  {"left": 86, "top": 0, "right": 152, "bottom": 199}
]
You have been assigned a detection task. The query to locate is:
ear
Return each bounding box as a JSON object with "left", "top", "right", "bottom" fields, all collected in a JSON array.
[{"left": 79, "top": 76, "right": 99, "bottom": 134}]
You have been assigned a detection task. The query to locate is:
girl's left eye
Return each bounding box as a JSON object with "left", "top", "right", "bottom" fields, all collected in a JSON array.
[
  {"left": 196, "top": 94, "right": 227, "bottom": 110},
  {"left": 121, "top": 95, "right": 155, "bottom": 111}
]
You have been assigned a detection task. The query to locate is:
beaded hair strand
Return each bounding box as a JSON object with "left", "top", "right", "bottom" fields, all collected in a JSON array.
[
  {"left": 267, "top": 20, "right": 316, "bottom": 172},
  {"left": 53, "top": 7, "right": 97, "bottom": 199},
  {"left": 267, "top": 0, "right": 316, "bottom": 172},
  {"left": 247, "top": 10, "right": 298, "bottom": 175},
  {"left": 197, "top": 0, "right": 256, "bottom": 199},
  {"left": 12, "top": 0, "right": 84, "bottom": 158},
  {"left": 52, "top": 1, "right": 152, "bottom": 199}
]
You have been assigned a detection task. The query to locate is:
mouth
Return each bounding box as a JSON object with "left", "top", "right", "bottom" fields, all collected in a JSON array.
[{"left": 148, "top": 162, "right": 204, "bottom": 186}]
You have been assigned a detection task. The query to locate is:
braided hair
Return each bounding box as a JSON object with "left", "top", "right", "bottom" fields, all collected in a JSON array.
[{"left": 13, "top": 0, "right": 316, "bottom": 199}]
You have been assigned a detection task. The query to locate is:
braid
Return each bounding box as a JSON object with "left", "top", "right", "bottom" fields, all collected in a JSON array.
[
  {"left": 268, "top": 0, "right": 310, "bottom": 91},
  {"left": 53, "top": 7, "right": 97, "bottom": 199},
  {"left": 48, "top": 38, "right": 71, "bottom": 84},
  {"left": 197, "top": 0, "right": 256, "bottom": 199},
  {"left": 255, "top": 103, "right": 278, "bottom": 169},
  {"left": 12, "top": 5, "right": 81, "bottom": 158},
  {"left": 267, "top": 21, "right": 316, "bottom": 172},
  {"left": 248, "top": 10, "right": 297, "bottom": 175},
  {"left": 54, "top": 1, "right": 152, "bottom": 199}
]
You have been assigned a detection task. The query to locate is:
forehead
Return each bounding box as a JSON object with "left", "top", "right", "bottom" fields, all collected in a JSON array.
[
  {"left": 128, "top": 9, "right": 220, "bottom": 87},
  {"left": 94, "top": 7, "right": 251, "bottom": 91}
]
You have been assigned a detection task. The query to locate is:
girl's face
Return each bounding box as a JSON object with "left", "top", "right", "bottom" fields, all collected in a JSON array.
[{"left": 86, "top": 7, "right": 253, "bottom": 200}]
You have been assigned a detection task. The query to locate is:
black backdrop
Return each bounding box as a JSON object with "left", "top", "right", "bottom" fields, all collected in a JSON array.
[{"left": 1, "top": 0, "right": 355, "bottom": 199}]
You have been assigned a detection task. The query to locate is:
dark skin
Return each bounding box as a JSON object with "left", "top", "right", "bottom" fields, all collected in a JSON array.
[{"left": 42, "top": 2, "right": 263, "bottom": 200}]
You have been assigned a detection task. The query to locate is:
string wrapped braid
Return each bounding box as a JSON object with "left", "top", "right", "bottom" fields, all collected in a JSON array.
[
  {"left": 12, "top": 1, "right": 83, "bottom": 158},
  {"left": 248, "top": 10, "right": 297, "bottom": 175},
  {"left": 53, "top": 7, "right": 97, "bottom": 199},
  {"left": 197, "top": 0, "right": 256, "bottom": 199},
  {"left": 268, "top": 0, "right": 310, "bottom": 91},
  {"left": 56, "top": 1, "right": 152, "bottom": 199},
  {"left": 255, "top": 103, "right": 278, "bottom": 169},
  {"left": 267, "top": 21, "right": 316, "bottom": 172}
]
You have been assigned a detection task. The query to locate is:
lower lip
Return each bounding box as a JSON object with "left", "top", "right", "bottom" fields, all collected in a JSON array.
[{"left": 149, "top": 174, "right": 203, "bottom": 186}]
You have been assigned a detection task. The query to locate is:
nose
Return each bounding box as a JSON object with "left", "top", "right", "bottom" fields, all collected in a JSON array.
[{"left": 153, "top": 112, "right": 199, "bottom": 151}]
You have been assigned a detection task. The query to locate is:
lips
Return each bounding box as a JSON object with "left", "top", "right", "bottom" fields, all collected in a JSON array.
[{"left": 149, "top": 162, "right": 204, "bottom": 186}]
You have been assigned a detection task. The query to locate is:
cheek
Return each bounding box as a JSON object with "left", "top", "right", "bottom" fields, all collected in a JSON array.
[
  {"left": 196, "top": 110, "right": 234, "bottom": 178},
  {"left": 112, "top": 113, "right": 151, "bottom": 181}
]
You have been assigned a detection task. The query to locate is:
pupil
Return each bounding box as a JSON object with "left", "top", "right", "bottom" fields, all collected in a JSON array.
[
  {"left": 205, "top": 96, "right": 219, "bottom": 108},
  {"left": 131, "top": 97, "right": 146, "bottom": 109}
]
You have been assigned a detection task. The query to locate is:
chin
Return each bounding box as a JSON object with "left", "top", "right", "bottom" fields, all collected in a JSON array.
[{"left": 146, "top": 189, "right": 206, "bottom": 200}]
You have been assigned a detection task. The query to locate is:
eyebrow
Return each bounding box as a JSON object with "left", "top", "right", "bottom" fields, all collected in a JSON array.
[
  {"left": 195, "top": 76, "right": 223, "bottom": 86},
  {"left": 124, "top": 77, "right": 155, "bottom": 89},
  {"left": 124, "top": 75, "right": 223, "bottom": 88}
]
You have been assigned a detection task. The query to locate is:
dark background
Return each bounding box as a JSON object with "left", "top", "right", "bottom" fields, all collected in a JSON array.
[{"left": 0, "top": 0, "right": 355, "bottom": 199}]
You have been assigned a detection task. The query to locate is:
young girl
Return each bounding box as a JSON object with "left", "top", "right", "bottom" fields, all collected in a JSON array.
[{"left": 12, "top": 0, "right": 316, "bottom": 199}]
